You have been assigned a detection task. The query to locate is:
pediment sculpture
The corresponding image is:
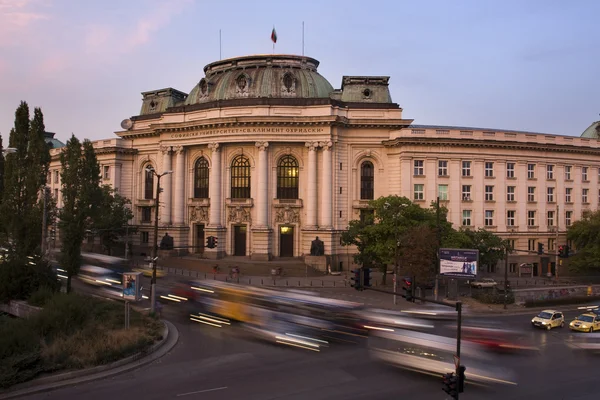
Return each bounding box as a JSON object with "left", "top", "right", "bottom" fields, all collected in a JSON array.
[
  {"left": 274, "top": 206, "right": 300, "bottom": 224},
  {"left": 190, "top": 206, "right": 209, "bottom": 222},
  {"left": 228, "top": 206, "right": 252, "bottom": 224}
]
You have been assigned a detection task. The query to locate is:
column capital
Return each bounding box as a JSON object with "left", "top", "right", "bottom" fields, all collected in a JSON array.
[
  {"left": 208, "top": 142, "right": 220, "bottom": 152},
  {"left": 305, "top": 141, "right": 319, "bottom": 151},
  {"left": 159, "top": 145, "right": 171, "bottom": 155},
  {"left": 319, "top": 141, "right": 333, "bottom": 150},
  {"left": 173, "top": 145, "right": 185, "bottom": 155},
  {"left": 255, "top": 141, "right": 269, "bottom": 151}
]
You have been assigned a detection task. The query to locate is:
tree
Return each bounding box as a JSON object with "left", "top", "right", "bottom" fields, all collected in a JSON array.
[
  {"left": 341, "top": 196, "right": 447, "bottom": 284},
  {"left": 0, "top": 135, "right": 4, "bottom": 207},
  {"left": 90, "top": 185, "right": 134, "bottom": 255},
  {"left": 401, "top": 225, "right": 438, "bottom": 284},
  {"left": 567, "top": 210, "right": 600, "bottom": 273},
  {"left": 0, "top": 102, "right": 50, "bottom": 259},
  {"left": 450, "top": 228, "right": 509, "bottom": 273}
]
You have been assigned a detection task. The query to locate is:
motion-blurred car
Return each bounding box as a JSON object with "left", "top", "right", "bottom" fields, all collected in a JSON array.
[
  {"left": 470, "top": 278, "right": 497, "bottom": 289},
  {"left": 569, "top": 313, "right": 600, "bottom": 333},
  {"left": 531, "top": 310, "right": 564, "bottom": 330},
  {"left": 134, "top": 263, "right": 166, "bottom": 278}
]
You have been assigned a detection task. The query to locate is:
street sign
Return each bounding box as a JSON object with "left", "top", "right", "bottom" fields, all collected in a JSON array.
[{"left": 454, "top": 354, "right": 460, "bottom": 369}]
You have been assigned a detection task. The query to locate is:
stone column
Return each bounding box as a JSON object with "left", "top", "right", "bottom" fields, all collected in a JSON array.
[
  {"left": 255, "top": 141, "right": 269, "bottom": 228},
  {"left": 305, "top": 141, "right": 319, "bottom": 228},
  {"left": 320, "top": 141, "right": 333, "bottom": 228},
  {"left": 160, "top": 145, "right": 172, "bottom": 225},
  {"left": 208, "top": 143, "right": 221, "bottom": 227},
  {"left": 173, "top": 146, "right": 185, "bottom": 225}
]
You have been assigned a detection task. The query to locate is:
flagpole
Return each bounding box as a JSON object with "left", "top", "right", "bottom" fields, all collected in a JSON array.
[{"left": 302, "top": 21, "right": 304, "bottom": 56}]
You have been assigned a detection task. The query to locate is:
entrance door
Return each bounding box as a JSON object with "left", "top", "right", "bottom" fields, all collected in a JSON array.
[
  {"left": 279, "top": 226, "right": 294, "bottom": 257},
  {"left": 196, "top": 224, "right": 205, "bottom": 254},
  {"left": 234, "top": 225, "right": 247, "bottom": 256}
]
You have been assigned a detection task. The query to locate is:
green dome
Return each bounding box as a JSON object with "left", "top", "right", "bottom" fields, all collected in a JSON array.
[{"left": 185, "top": 54, "right": 334, "bottom": 105}]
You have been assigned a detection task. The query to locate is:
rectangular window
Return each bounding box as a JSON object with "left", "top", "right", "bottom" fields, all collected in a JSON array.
[
  {"left": 527, "top": 164, "right": 535, "bottom": 179},
  {"left": 546, "top": 164, "right": 554, "bottom": 180},
  {"left": 414, "top": 160, "right": 424, "bottom": 176},
  {"left": 509, "top": 263, "right": 517, "bottom": 273},
  {"left": 527, "top": 187, "right": 535, "bottom": 202},
  {"left": 485, "top": 162, "right": 494, "bottom": 177},
  {"left": 141, "top": 232, "right": 149, "bottom": 244},
  {"left": 528, "top": 210, "right": 536, "bottom": 226},
  {"left": 438, "top": 184, "right": 448, "bottom": 201},
  {"left": 565, "top": 211, "right": 572, "bottom": 226},
  {"left": 507, "top": 186, "right": 515, "bottom": 202},
  {"left": 507, "top": 210, "right": 515, "bottom": 227},
  {"left": 462, "top": 210, "right": 471, "bottom": 226},
  {"left": 485, "top": 210, "right": 494, "bottom": 226},
  {"left": 54, "top": 170, "right": 59, "bottom": 183},
  {"left": 462, "top": 161, "right": 471, "bottom": 177},
  {"left": 413, "top": 184, "right": 424, "bottom": 200},
  {"left": 438, "top": 160, "right": 448, "bottom": 176},
  {"left": 548, "top": 238, "right": 555, "bottom": 251},
  {"left": 547, "top": 211, "right": 555, "bottom": 227},
  {"left": 141, "top": 207, "right": 151, "bottom": 223},
  {"left": 528, "top": 239, "right": 536, "bottom": 252},
  {"left": 103, "top": 165, "right": 110, "bottom": 180},
  {"left": 582, "top": 188, "right": 589, "bottom": 203},
  {"left": 506, "top": 162, "right": 515, "bottom": 178},
  {"left": 565, "top": 165, "right": 572, "bottom": 180},
  {"left": 485, "top": 185, "right": 494, "bottom": 201},
  {"left": 462, "top": 185, "right": 471, "bottom": 201},
  {"left": 582, "top": 166, "right": 589, "bottom": 181},
  {"left": 547, "top": 187, "right": 555, "bottom": 202},
  {"left": 565, "top": 188, "right": 572, "bottom": 203}
]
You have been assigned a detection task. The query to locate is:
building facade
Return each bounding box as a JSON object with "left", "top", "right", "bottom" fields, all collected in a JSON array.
[{"left": 48, "top": 54, "right": 600, "bottom": 277}]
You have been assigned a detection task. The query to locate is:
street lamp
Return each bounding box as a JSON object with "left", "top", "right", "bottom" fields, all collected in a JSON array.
[{"left": 146, "top": 166, "right": 172, "bottom": 314}]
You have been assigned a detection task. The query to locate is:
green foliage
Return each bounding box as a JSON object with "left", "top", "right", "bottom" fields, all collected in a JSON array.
[
  {"left": 0, "top": 293, "right": 161, "bottom": 389},
  {"left": 472, "top": 289, "right": 514, "bottom": 304},
  {"left": 27, "top": 286, "right": 56, "bottom": 307},
  {"left": 450, "top": 228, "right": 510, "bottom": 272},
  {"left": 90, "top": 185, "right": 134, "bottom": 255},
  {"left": 0, "top": 257, "right": 60, "bottom": 303},
  {"left": 0, "top": 102, "right": 50, "bottom": 260},
  {"left": 567, "top": 210, "right": 600, "bottom": 273}
]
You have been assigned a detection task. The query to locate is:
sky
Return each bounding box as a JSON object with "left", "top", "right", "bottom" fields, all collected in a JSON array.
[{"left": 0, "top": 0, "right": 599, "bottom": 144}]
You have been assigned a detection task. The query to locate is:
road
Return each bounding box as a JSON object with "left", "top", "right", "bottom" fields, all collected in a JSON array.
[{"left": 21, "top": 287, "right": 600, "bottom": 400}]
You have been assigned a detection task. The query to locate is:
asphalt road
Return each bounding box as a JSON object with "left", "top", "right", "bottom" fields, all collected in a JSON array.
[{"left": 32, "top": 278, "right": 600, "bottom": 400}]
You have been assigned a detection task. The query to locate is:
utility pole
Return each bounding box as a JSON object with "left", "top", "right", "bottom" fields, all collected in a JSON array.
[{"left": 555, "top": 204, "right": 559, "bottom": 279}]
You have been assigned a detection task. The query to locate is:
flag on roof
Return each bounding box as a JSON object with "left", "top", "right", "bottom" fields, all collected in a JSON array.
[{"left": 271, "top": 27, "right": 277, "bottom": 43}]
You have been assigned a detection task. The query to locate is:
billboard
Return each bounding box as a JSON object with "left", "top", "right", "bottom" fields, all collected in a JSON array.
[
  {"left": 439, "top": 248, "right": 479, "bottom": 278},
  {"left": 123, "top": 272, "right": 142, "bottom": 301}
]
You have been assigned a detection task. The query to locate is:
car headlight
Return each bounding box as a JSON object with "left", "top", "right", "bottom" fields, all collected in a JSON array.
[
  {"left": 581, "top": 324, "right": 588, "bottom": 329},
  {"left": 531, "top": 319, "right": 535, "bottom": 323},
  {"left": 541, "top": 321, "right": 547, "bottom": 325}
]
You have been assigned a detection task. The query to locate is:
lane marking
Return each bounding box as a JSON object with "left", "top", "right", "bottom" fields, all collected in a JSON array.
[{"left": 176, "top": 386, "right": 228, "bottom": 397}]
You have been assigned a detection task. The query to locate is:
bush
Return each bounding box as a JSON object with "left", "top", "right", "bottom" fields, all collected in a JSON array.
[
  {"left": 524, "top": 295, "right": 600, "bottom": 308},
  {"left": 472, "top": 290, "right": 515, "bottom": 305},
  {"left": 0, "top": 258, "right": 60, "bottom": 303},
  {"left": 28, "top": 286, "right": 57, "bottom": 307}
]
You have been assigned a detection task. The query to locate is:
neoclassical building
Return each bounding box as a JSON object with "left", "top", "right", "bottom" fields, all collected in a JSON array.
[{"left": 48, "top": 54, "right": 600, "bottom": 277}]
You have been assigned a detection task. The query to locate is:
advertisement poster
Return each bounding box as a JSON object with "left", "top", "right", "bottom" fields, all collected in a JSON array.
[
  {"left": 123, "top": 272, "right": 141, "bottom": 301},
  {"left": 439, "top": 248, "right": 479, "bottom": 278}
]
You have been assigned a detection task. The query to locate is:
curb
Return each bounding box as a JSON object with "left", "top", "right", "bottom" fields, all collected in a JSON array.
[{"left": 0, "top": 320, "right": 179, "bottom": 400}]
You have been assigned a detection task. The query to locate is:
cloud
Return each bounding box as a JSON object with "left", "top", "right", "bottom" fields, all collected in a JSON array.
[
  {"left": 0, "top": 0, "right": 49, "bottom": 46},
  {"left": 124, "top": 0, "right": 192, "bottom": 51}
]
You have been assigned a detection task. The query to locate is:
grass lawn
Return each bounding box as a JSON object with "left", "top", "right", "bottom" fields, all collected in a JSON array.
[{"left": 0, "top": 292, "right": 163, "bottom": 389}]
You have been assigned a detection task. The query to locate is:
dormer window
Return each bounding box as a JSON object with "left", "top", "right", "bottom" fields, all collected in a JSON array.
[
  {"left": 362, "top": 88, "right": 371, "bottom": 98},
  {"left": 236, "top": 74, "right": 249, "bottom": 96},
  {"left": 149, "top": 100, "right": 157, "bottom": 112}
]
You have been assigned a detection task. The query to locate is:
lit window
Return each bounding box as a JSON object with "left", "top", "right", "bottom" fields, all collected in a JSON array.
[
  {"left": 231, "top": 155, "right": 251, "bottom": 199},
  {"left": 194, "top": 157, "right": 210, "bottom": 198},
  {"left": 278, "top": 156, "right": 300, "bottom": 199}
]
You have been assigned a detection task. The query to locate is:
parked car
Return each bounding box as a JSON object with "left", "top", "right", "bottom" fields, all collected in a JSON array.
[{"left": 470, "top": 278, "right": 497, "bottom": 289}]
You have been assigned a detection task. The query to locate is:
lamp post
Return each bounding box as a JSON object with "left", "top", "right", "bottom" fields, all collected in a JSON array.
[{"left": 146, "top": 166, "right": 172, "bottom": 314}]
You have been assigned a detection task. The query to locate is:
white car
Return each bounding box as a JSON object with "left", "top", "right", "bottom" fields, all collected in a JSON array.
[
  {"left": 470, "top": 278, "right": 497, "bottom": 288},
  {"left": 531, "top": 310, "right": 564, "bottom": 330}
]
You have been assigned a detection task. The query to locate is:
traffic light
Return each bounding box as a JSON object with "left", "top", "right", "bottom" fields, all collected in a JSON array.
[
  {"left": 558, "top": 245, "right": 564, "bottom": 258},
  {"left": 213, "top": 236, "right": 218, "bottom": 248},
  {"left": 363, "top": 268, "right": 372, "bottom": 288},
  {"left": 206, "top": 236, "right": 215, "bottom": 249},
  {"left": 350, "top": 269, "right": 362, "bottom": 291},
  {"left": 403, "top": 285, "right": 413, "bottom": 302},
  {"left": 442, "top": 372, "right": 458, "bottom": 399},
  {"left": 457, "top": 365, "right": 466, "bottom": 393},
  {"left": 537, "top": 242, "right": 544, "bottom": 255}
]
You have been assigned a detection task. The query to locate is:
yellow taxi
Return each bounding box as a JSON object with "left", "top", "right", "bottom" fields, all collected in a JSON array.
[
  {"left": 531, "top": 310, "right": 564, "bottom": 330},
  {"left": 569, "top": 313, "right": 600, "bottom": 333}
]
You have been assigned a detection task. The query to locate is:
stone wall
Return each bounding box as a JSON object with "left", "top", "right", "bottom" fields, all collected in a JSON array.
[
  {"left": 513, "top": 285, "right": 600, "bottom": 305},
  {"left": 0, "top": 300, "right": 42, "bottom": 319}
]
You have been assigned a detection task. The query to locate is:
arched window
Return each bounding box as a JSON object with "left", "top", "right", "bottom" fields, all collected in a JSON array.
[
  {"left": 144, "top": 165, "right": 154, "bottom": 199},
  {"left": 360, "top": 161, "right": 374, "bottom": 200},
  {"left": 231, "top": 155, "right": 251, "bottom": 199},
  {"left": 277, "top": 155, "right": 299, "bottom": 199},
  {"left": 194, "top": 157, "right": 209, "bottom": 198}
]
